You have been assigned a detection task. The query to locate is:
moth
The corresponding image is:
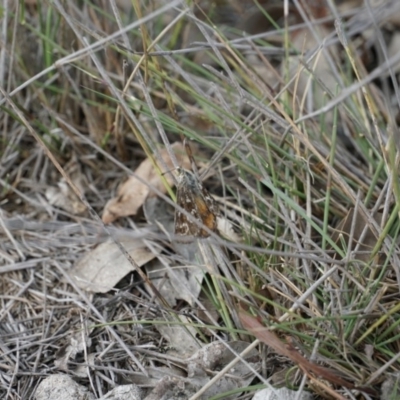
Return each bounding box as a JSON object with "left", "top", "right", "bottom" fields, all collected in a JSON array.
[{"left": 174, "top": 141, "right": 218, "bottom": 238}]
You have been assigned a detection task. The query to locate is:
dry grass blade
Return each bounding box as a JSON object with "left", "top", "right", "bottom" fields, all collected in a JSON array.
[{"left": 240, "top": 311, "right": 378, "bottom": 397}]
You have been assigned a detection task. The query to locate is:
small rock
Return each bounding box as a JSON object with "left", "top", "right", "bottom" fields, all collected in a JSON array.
[
  {"left": 99, "top": 384, "right": 143, "bottom": 400},
  {"left": 35, "top": 374, "right": 95, "bottom": 400},
  {"left": 253, "top": 387, "right": 313, "bottom": 400}
]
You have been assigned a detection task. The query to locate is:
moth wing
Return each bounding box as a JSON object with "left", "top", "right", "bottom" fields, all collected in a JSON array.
[
  {"left": 174, "top": 185, "right": 201, "bottom": 237},
  {"left": 202, "top": 186, "right": 219, "bottom": 216},
  {"left": 196, "top": 187, "right": 218, "bottom": 237},
  {"left": 174, "top": 171, "right": 218, "bottom": 238}
]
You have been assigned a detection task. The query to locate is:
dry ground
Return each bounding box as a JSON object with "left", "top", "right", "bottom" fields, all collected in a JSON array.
[{"left": 2, "top": 1, "right": 400, "bottom": 399}]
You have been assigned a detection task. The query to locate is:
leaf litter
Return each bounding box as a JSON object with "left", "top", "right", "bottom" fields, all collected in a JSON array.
[
  {"left": 2, "top": 1, "right": 400, "bottom": 399},
  {"left": 102, "top": 142, "right": 192, "bottom": 224}
]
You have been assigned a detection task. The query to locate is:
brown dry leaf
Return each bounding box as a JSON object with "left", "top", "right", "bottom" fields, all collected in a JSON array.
[
  {"left": 217, "top": 216, "right": 242, "bottom": 242},
  {"left": 102, "top": 142, "right": 191, "bottom": 224},
  {"left": 239, "top": 311, "right": 377, "bottom": 397},
  {"left": 69, "top": 239, "right": 158, "bottom": 293}
]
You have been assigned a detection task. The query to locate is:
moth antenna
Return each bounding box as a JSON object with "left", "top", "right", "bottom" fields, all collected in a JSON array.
[
  {"left": 183, "top": 138, "right": 200, "bottom": 176},
  {"left": 161, "top": 167, "right": 177, "bottom": 177}
]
